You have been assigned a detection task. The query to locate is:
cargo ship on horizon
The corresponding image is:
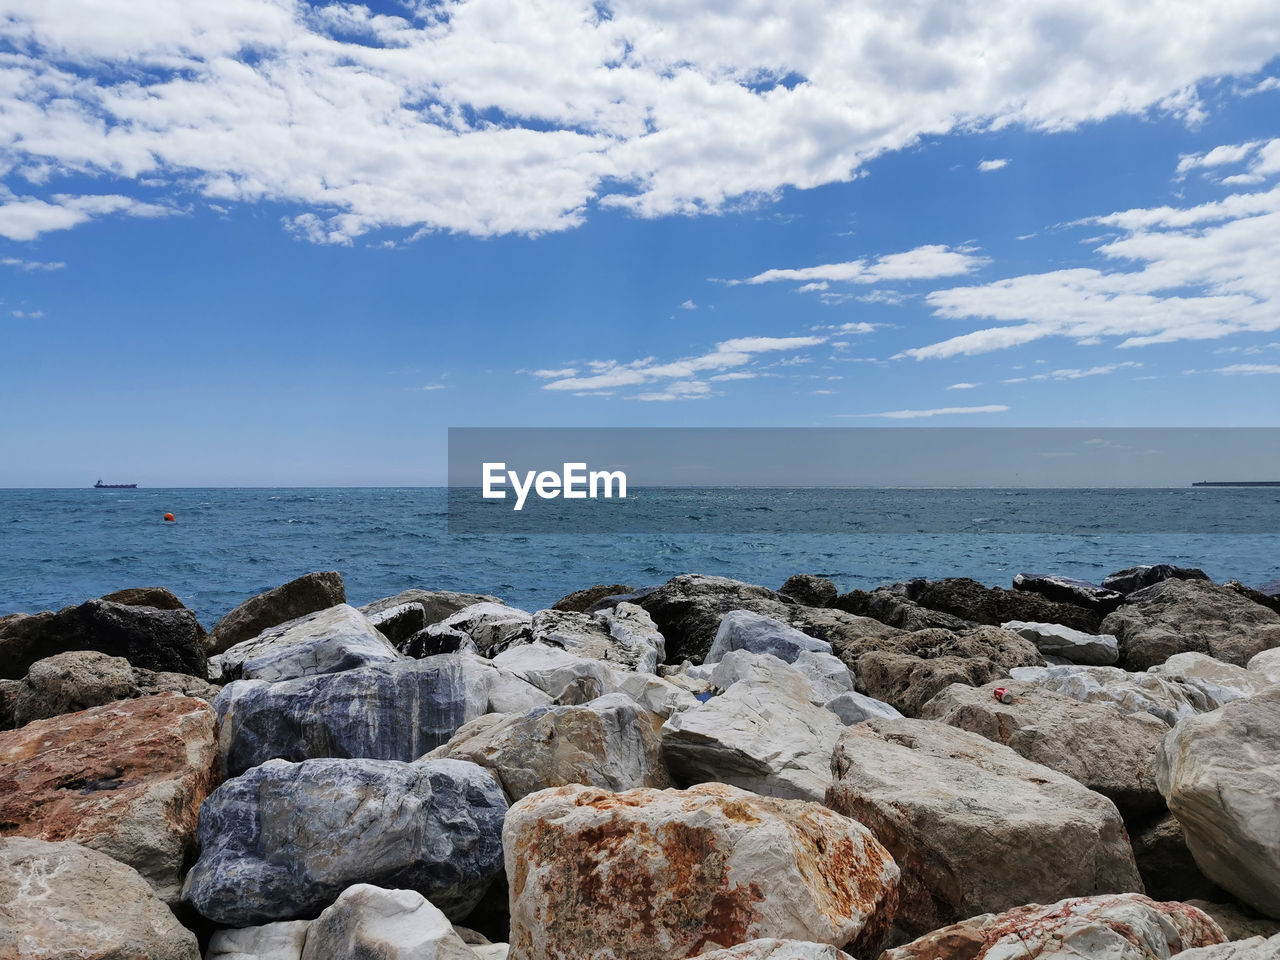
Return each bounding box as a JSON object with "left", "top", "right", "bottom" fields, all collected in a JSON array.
[{"left": 93, "top": 479, "right": 138, "bottom": 489}]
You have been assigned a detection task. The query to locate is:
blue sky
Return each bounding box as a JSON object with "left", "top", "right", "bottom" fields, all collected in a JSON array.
[{"left": 2, "top": 1, "right": 1280, "bottom": 485}]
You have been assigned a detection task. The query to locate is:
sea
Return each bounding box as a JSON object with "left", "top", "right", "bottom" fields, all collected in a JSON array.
[{"left": 2, "top": 487, "right": 1278, "bottom": 624}]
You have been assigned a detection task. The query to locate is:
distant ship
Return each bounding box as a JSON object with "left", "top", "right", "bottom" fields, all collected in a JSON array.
[
  {"left": 1192, "top": 481, "right": 1280, "bottom": 487},
  {"left": 94, "top": 479, "right": 138, "bottom": 489}
]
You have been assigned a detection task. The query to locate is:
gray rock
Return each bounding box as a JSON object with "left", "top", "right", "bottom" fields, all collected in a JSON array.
[
  {"left": 696, "top": 942, "right": 854, "bottom": 960},
  {"left": 706, "top": 610, "right": 832, "bottom": 664},
  {"left": 1103, "top": 564, "right": 1211, "bottom": 595},
  {"left": 0, "top": 837, "right": 200, "bottom": 959},
  {"left": 215, "top": 656, "right": 493, "bottom": 776},
  {"left": 1010, "top": 663, "right": 1222, "bottom": 726},
  {"left": 212, "top": 603, "right": 402, "bottom": 683},
  {"left": 362, "top": 589, "right": 503, "bottom": 626},
  {"left": 1002, "top": 619, "right": 1120, "bottom": 665},
  {"left": 778, "top": 574, "right": 838, "bottom": 608},
  {"left": 908, "top": 577, "right": 1102, "bottom": 633},
  {"left": 1131, "top": 813, "right": 1229, "bottom": 902},
  {"left": 428, "top": 602, "right": 533, "bottom": 656},
  {"left": 552, "top": 584, "right": 635, "bottom": 613},
  {"left": 707, "top": 649, "right": 853, "bottom": 704},
  {"left": 835, "top": 586, "right": 973, "bottom": 632},
  {"left": 300, "top": 884, "right": 479, "bottom": 960},
  {"left": 1185, "top": 902, "right": 1280, "bottom": 944},
  {"left": 1149, "top": 652, "right": 1275, "bottom": 707},
  {"left": 0, "top": 678, "right": 17, "bottom": 729},
  {"left": 824, "top": 690, "right": 902, "bottom": 724},
  {"left": 208, "top": 571, "right": 346, "bottom": 656},
  {"left": 1176, "top": 934, "right": 1280, "bottom": 960},
  {"left": 183, "top": 757, "right": 507, "bottom": 926},
  {"left": 207, "top": 921, "right": 311, "bottom": 960},
  {"left": 1223, "top": 580, "right": 1280, "bottom": 615},
  {"left": 365, "top": 601, "right": 428, "bottom": 647},
  {"left": 519, "top": 603, "right": 666, "bottom": 673},
  {"left": 491, "top": 644, "right": 613, "bottom": 701},
  {"left": 1012, "top": 573, "right": 1124, "bottom": 612},
  {"left": 1248, "top": 648, "right": 1280, "bottom": 684}
]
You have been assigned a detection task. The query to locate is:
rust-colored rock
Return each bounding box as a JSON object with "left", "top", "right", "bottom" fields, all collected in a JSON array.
[
  {"left": 0, "top": 691, "right": 220, "bottom": 905},
  {"left": 505, "top": 782, "right": 899, "bottom": 960}
]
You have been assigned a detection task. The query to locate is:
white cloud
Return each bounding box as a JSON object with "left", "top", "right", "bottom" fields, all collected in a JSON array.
[
  {"left": 835, "top": 322, "right": 877, "bottom": 334},
  {"left": 1214, "top": 363, "right": 1280, "bottom": 375},
  {"left": 5, "top": 1, "right": 1280, "bottom": 241},
  {"left": 526, "top": 367, "right": 578, "bottom": 378},
  {"left": 946, "top": 382, "right": 979, "bottom": 389},
  {"left": 734, "top": 245, "right": 984, "bottom": 287},
  {"left": 630, "top": 379, "right": 712, "bottom": 402},
  {"left": 1176, "top": 140, "right": 1262, "bottom": 176},
  {"left": 413, "top": 384, "right": 447, "bottom": 391},
  {"left": 810, "top": 388, "right": 837, "bottom": 395},
  {"left": 0, "top": 192, "right": 173, "bottom": 241},
  {"left": 709, "top": 371, "right": 758, "bottom": 381},
  {"left": 1, "top": 256, "right": 64, "bottom": 270},
  {"left": 680, "top": 299, "right": 697, "bottom": 310},
  {"left": 840, "top": 404, "right": 1010, "bottom": 419},
  {"left": 978, "top": 158, "right": 1009, "bottom": 172}
]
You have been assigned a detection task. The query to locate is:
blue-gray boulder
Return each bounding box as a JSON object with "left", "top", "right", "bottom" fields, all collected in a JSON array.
[
  {"left": 210, "top": 604, "right": 401, "bottom": 683},
  {"left": 705, "top": 610, "right": 832, "bottom": 665}
]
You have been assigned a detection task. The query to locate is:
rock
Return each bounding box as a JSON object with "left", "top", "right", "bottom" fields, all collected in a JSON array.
[
  {"left": 0, "top": 837, "right": 200, "bottom": 959},
  {"left": 834, "top": 587, "right": 973, "bottom": 633},
  {"left": 662, "top": 655, "right": 848, "bottom": 801},
  {"left": 1223, "top": 580, "right": 1280, "bottom": 615},
  {"left": 1002, "top": 620, "right": 1120, "bottom": 665},
  {"left": 365, "top": 601, "right": 429, "bottom": 647},
  {"left": 207, "top": 921, "right": 312, "bottom": 960},
  {"left": 428, "top": 693, "right": 671, "bottom": 802},
  {"left": 824, "top": 691, "right": 902, "bottom": 724},
  {"left": 1012, "top": 573, "right": 1125, "bottom": 612},
  {"left": 100, "top": 585, "right": 190, "bottom": 611},
  {"left": 1131, "top": 813, "right": 1229, "bottom": 902},
  {"left": 183, "top": 757, "right": 507, "bottom": 926},
  {"left": 1103, "top": 564, "right": 1212, "bottom": 595},
  {"left": 211, "top": 603, "right": 402, "bottom": 683},
  {"left": 1157, "top": 685, "right": 1280, "bottom": 918},
  {"left": 1102, "top": 579, "right": 1280, "bottom": 669},
  {"left": 11, "top": 649, "right": 220, "bottom": 726},
  {"left": 0, "top": 678, "right": 17, "bottom": 729},
  {"left": 707, "top": 649, "right": 852, "bottom": 705},
  {"left": 707, "top": 610, "right": 833, "bottom": 665},
  {"left": 402, "top": 626, "right": 480, "bottom": 659},
  {"left": 1176, "top": 934, "right": 1280, "bottom": 960},
  {"left": 1185, "top": 902, "right": 1280, "bottom": 943},
  {"left": 921, "top": 679, "right": 1169, "bottom": 819},
  {"left": 610, "top": 670, "right": 701, "bottom": 718},
  {"left": 490, "top": 644, "right": 619, "bottom": 702},
  {"left": 207, "top": 571, "right": 346, "bottom": 656},
  {"left": 215, "top": 656, "right": 494, "bottom": 776},
  {"left": 909, "top": 577, "right": 1102, "bottom": 633},
  {"left": 1009, "top": 664, "right": 1223, "bottom": 726},
  {"left": 0, "top": 692, "right": 219, "bottom": 905},
  {"left": 778, "top": 574, "right": 838, "bottom": 608},
  {"left": 362, "top": 589, "right": 504, "bottom": 625},
  {"left": 1248, "top": 648, "right": 1280, "bottom": 683},
  {"left": 826, "top": 717, "right": 1142, "bottom": 937},
  {"left": 1149, "top": 652, "right": 1274, "bottom": 706},
  {"left": 698, "top": 941, "right": 855, "bottom": 960},
  {"left": 553, "top": 584, "right": 635, "bottom": 613},
  {"left": 300, "top": 883, "right": 479, "bottom": 960},
  {"left": 520, "top": 603, "right": 666, "bottom": 672},
  {"left": 881, "top": 893, "right": 1224, "bottom": 960},
  {"left": 505, "top": 782, "right": 900, "bottom": 960},
  {"left": 428, "top": 602, "right": 534, "bottom": 656},
  {"left": 0, "top": 598, "right": 207, "bottom": 680}
]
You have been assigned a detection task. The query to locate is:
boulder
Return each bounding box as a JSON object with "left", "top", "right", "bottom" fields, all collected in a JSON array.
[
  {"left": 505, "top": 782, "right": 900, "bottom": 960},
  {"left": 921, "top": 679, "right": 1168, "bottom": 819},
  {"left": 1157, "top": 685, "right": 1280, "bottom": 918},
  {"left": 610, "top": 670, "right": 702, "bottom": 718},
  {"left": 215, "top": 656, "right": 493, "bottom": 776},
  {"left": 1185, "top": 903, "right": 1280, "bottom": 943},
  {"left": 0, "top": 678, "right": 17, "bottom": 729},
  {"left": 1103, "top": 564, "right": 1211, "bottom": 595},
  {"left": 824, "top": 691, "right": 902, "bottom": 725},
  {"left": 707, "top": 649, "right": 852, "bottom": 705},
  {"left": 1176, "top": 934, "right": 1280, "bottom": 960},
  {"left": 552, "top": 584, "right": 635, "bottom": 613},
  {"left": 1131, "top": 813, "right": 1229, "bottom": 902},
  {"left": 207, "top": 571, "right": 346, "bottom": 655},
  {"left": 100, "top": 585, "right": 190, "bottom": 611},
  {"left": 428, "top": 694, "right": 670, "bottom": 802},
  {"left": 0, "top": 837, "right": 200, "bottom": 960},
  {"left": 1009, "top": 664, "right": 1222, "bottom": 726},
  {"left": 211, "top": 603, "right": 402, "bottom": 683},
  {"left": 707, "top": 610, "right": 833, "bottom": 665},
  {"left": 662, "top": 655, "right": 847, "bottom": 802},
  {"left": 0, "top": 598, "right": 207, "bottom": 680},
  {"left": 908, "top": 577, "right": 1102, "bottom": 633},
  {"left": 1012, "top": 573, "right": 1124, "bottom": 612},
  {"left": 1223, "top": 580, "right": 1280, "bottom": 615},
  {"left": 11, "top": 649, "right": 220, "bottom": 726},
  {"left": 365, "top": 601, "right": 428, "bottom": 647},
  {"left": 362, "top": 589, "right": 502, "bottom": 626},
  {"left": 1148, "top": 652, "right": 1274, "bottom": 707},
  {"left": 428, "top": 602, "right": 534, "bottom": 656},
  {"left": 826, "top": 717, "right": 1142, "bottom": 938},
  {"left": 1002, "top": 620, "right": 1119, "bottom": 665},
  {"left": 881, "top": 893, "right": 1223, "bottom": 960},
  {"left": 207, "top": 921, "right": 312, "bottom": 960},
  {"left": 183, "top": 757, "right": 507, "bottom": 926},
  {"left": 518, "top": 603, "right": 666, "bottom": 672},
  {"left": 778, "top": 574, "right": 838, "bottom": 608},
  {"left": 1102, "top": 579, "right": 1280, "bottom": 669},
  {"left": 1248, "top": 647, "right": 1280, "bottom": 684},
  {"left": 0, "top": 692, "right": 220, "bottom": 905},
  {"left": 698, "top": 941, "right": 854, "bottom": 960},
  {"left": 835, "top": 587, "right": 972, "bottom": 633},
  {"left": 299, "top": 883, "right": 479, "bottom": 960}
]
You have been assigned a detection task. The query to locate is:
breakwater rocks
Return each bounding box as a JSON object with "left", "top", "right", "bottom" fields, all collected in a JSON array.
[{"left": 1, "top": 565, "right": 1279, "bottom": 960}]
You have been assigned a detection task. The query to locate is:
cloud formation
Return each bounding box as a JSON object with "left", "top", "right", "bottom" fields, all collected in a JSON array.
[{"left": 840, "top": 404, "right": 1010, "bottom": 419}]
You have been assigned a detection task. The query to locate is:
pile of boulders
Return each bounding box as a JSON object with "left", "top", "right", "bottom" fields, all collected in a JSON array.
[{"left": 2, "top": 564, "right": 1278, "bottom": 960}]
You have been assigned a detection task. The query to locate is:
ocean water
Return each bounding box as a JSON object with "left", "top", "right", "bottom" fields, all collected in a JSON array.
[{"left": 2, "top": 487, "right": 1278, "bottom": 625}]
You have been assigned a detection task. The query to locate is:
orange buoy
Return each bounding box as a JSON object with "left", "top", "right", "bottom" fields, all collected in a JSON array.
[{"left": 163, "top": 513, "right": 175, "bottom": 522}]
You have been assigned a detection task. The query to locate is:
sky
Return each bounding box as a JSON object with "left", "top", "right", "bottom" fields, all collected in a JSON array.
[{"left": 2, "top": 0, "right": 1280, "bottom": 486}]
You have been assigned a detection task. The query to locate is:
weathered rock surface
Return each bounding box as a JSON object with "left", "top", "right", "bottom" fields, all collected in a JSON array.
[
  {"left": 921, "top": 679, "right": 1169, "bottom": 818},
  {"left": 908, "top": 577, "right": 1102, "bottom": 633},
  {"left": 207, "top": 571, "right": 345, "bottom": 655},
  {"left": 212, "top": 603, "right": 402, "bottom": 683},
  {"left": 778, "top": 574, "right": 838, "bottom": 608},
  {"left": 100, "top": 585, "right": 190, "bottom": 611},
  {"left": 824, "top": 691, "right": 902, "bottom": 725},
  {"left": 519, "top": 603, "right": 666, "bottom": 672},
  {"left": 826, "top": 717, "right": 1142, "bottom": 938},
  {"left": 1224, "top": 579, "right": 1280, "bottom": 615},
  {"left": 0, "top": 597, "right": 208, "bottom": 680},
  {"left": 492, "top": 644, "right": 613, "bottom": 701},
  {"left": 1157, "top": 685, "right": 1280, "bottom": 918},
  {"left": 429, "top": 602, "right": 534, "bottom": 656},
  {"left": 1176, "top": 934, "right": 1280, "bottom": 960},
  {"left": 300, "top": 883, "right": 479, "bottom": 960},
  {"left": 881, "top": 893, "right": 1224, "bottom": 960},
  {"left": 1009, "top": 664, "right": 1222, "bottom": 726},
  {"left": 707, "top": 610, "right": 833, "bottom": 665},
  {"left": 207, "top": 920, "right": 311, "bottom": 959},
  {"left": 10, "top": 649, "right": 220, "bottom": 726},
  {"left": 365, "top": 601, "right": 429, "bottom": 647},
  {"left": 662, "top": 656, "right": 848, "bottom": 801},
  {"left": 0, "top": 692, "right": 219, "bottom": 905},
  {"left": 553, "top": 584, "right": 635, "bottom": 613},
  {"left": 183, "top": 757, "right": 507, "bottom": 926},
  {"left": 0, "top": 837, "right": 201, "bottom": 960},
  {"left": 698, "top": 941, "right": 854, "bottom": 960},
  {"left": 834, "top": 586, "right": 972, "bottom": 632},
  {"left": 215, "top": 656, "right": 495, "bottom": 776},
  {"left": 1002, "top": 619, "right": 1120, "bottom": 665},
  {"left": 505, "top": 782, "right": 900, "bottom": 960},
  {"left": 0, "top": 678, "right": 16, "bottom": 729},
  {"left": 1185, "top": 903, "right": 1280, "bottom": 944},
  {"left": 362, "top": 588, "right": 502, "bottom": 625},
  {"left": 1103, "top": 564, "right": 1211, "bottom": 595},
  {"left": 1012, "top": 573, "right": 1125, "bottom": 612},
  {"left": 1102, "top": 578, "right": 1280, "bottom": 669},
  {"left": 1132, "top": 813, "right": 1228, "bottom": 902},
  {"left": 1248, "top": 647, "right": 1280, "bottom": 684},
  {"left": 429, "top": 694, "right": 671, "bottom": 802},
  {"left": 1148, "top": 652, "right": 1275, "bottom": 707}
]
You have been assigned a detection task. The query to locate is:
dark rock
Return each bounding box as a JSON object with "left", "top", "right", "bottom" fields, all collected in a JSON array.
[
  {"left": 364, "top": 601, "right": 428, "bottom": 647},
  {"left": 777, "top": 574, "right": 838, "bottom": 608},
  {"left": 552, "top": 584, "right": 636, "bottom": 613},
  {"left": 836, "top": 585, "right": 973, "bottom": 632},
  {"left": 1130, "top": 813, "right": 1229, "bottom": 902},
  {"left": 0, "top": 679, "right": 17, "bottom": 729},
  {"left": 1223, "top": 580, "right": 1280, "bottom": 615},
  {"left": 207, "top": 571, "right": 346, "bottom": 656},
  {"left": 1012, "top": 573, "right": 1124, "bottom": 613},
  {"left": 400, "top": 626, "right": 476, "bottom": 658},
  {"left": 99, "top": 586, "right": 188, "bottom": 612},
  {"left": 182, "top": 757, "right": 507, "bottom": 926},
  {"left": 361, "top": 589, "right": 502, "bottom": 626},
  {"left": 1102, "top": 563, "right": 1211, "bottom": 595},
  {"left": 0, "top": 599, "right": 207, "bottom": 681},
  {"left": 583, "top": 585, "right": 661, "bottom": 614},
  {"left": 910, "top": 577, "right": 1102, "bottom": 633}
]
